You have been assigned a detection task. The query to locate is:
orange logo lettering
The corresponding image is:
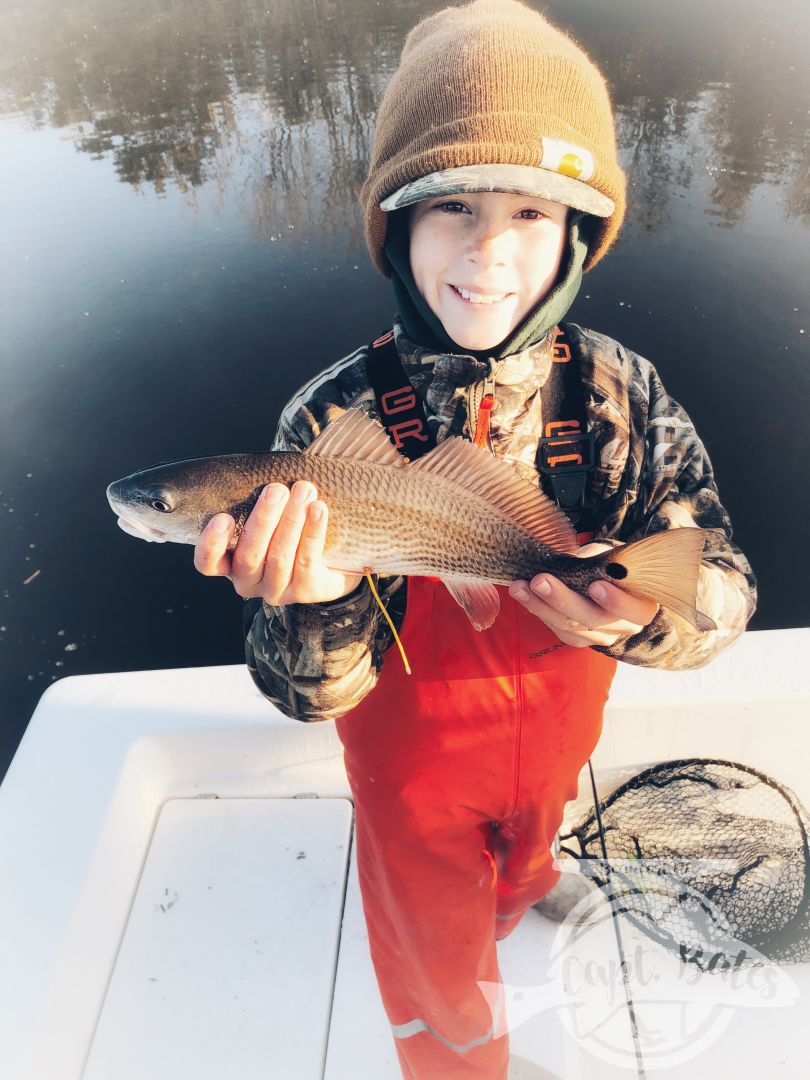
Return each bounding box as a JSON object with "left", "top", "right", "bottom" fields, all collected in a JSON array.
[
  {"left": 544, "top": 420, "right": 580, "bottom": 438},
  {"left": 381, "top": 386, "right": 417, "bottom": 415},
  {"left": 389, "top": 419, "right": 429, "bottom": 449},
  {"left": 547, "top": 452, "right": 583, "bottom": 467},
  {"left": 551, "top": 328, "right": 571, "bottom": 363}
]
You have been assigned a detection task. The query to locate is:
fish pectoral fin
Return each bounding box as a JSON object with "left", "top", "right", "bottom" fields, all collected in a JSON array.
[
  {"left": 409, "top": 437, "right": 578, "bottom": 554},
  {"left": 304, "top": 408, "right": 407, "bottom": 467},
  {"left": 441, "top": 578, "right": 500, "bottom": 631}
]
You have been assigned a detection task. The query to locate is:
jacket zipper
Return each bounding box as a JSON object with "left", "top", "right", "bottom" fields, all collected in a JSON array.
[{"left": 471, "top": 374, "right": 496, "bottom": 449}]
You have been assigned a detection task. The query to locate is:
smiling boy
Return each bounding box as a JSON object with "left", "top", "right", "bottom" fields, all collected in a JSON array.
[
  {"left": 194, "top": 2, "right": 756, "bottom": 1077},
  {"left": 409, "top": 192, "right": 570, "bottom": 353}
]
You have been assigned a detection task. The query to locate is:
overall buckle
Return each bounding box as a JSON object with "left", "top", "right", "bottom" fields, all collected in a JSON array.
[{"left": 537, "top": 431, "right": 594, "bottom": 508}]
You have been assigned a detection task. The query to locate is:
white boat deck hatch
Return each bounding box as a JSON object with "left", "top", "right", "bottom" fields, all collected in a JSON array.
[{"left": 83, "top": 798, "right": 353, "bottom": 1080}]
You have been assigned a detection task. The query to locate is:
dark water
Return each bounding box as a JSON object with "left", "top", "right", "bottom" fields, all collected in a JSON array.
[{"left": 1, "top": 0, "right": 808, "bottom": 779}]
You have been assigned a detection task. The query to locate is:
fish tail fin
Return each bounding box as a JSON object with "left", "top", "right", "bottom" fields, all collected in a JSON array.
[{"left": 597, "top": 528, "right": 716, "bottom": 632}]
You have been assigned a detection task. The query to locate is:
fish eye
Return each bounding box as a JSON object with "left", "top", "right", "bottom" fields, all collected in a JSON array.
[{"left": 145, "top": 488, "right": 174, "bottom": 513}]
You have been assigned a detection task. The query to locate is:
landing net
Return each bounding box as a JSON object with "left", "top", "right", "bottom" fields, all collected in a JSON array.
[{"left": 559, "top": 759, "right": 810, "bottom": 970}]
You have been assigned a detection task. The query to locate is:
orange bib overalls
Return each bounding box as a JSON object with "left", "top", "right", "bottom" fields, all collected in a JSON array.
[{"left": 335, "top": 573, "right": 617, "bottom": 1079}]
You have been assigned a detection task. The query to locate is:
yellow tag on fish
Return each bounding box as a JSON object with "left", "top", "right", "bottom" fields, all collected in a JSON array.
[{"left": 365, "top": 572, "right": 411, "bottom": 676}]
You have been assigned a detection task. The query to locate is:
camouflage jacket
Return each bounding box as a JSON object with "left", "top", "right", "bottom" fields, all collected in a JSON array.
[{"left": 244, "top": 317, "right": 756, "bottom": 721}]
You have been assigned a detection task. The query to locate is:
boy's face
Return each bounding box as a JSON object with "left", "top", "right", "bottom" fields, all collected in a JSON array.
[{"left": 408, "top": 191, "right": 570, "bottom": 352}]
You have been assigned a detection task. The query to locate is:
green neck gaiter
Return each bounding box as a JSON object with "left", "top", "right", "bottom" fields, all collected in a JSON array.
[{"left": 383, "top": 209, "right": 593, "bottom": 360}]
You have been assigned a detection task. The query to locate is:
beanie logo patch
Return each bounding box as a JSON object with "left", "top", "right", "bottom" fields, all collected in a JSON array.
[{"left": 541, "top": 138, "right": 594, "bottom": 182}]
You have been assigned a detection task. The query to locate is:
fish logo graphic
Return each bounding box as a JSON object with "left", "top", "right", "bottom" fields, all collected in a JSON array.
[{"left": 477, "top": 861, "right": 799, "bottom": 1071}]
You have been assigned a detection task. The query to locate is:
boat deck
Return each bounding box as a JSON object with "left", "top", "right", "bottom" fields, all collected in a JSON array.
[{"left": 1, "top": 628, "right": 807, "bottom": 1079}]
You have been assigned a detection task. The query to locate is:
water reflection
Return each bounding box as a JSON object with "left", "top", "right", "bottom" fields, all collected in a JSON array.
[{"left": 1, "top": 0, "right": 808, "bottom": 236}]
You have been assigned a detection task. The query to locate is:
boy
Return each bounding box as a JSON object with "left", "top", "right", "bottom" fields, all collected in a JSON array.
[{"left": 195, "top": 2, "right": 756, "bottom": 1077}]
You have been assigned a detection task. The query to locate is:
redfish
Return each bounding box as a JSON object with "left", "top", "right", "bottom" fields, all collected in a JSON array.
[{"left": 106, "top": 408, "right": 714, "bottom": 632}]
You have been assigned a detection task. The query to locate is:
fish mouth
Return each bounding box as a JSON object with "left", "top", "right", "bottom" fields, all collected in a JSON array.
[
  {"left": 115, "top": 514, "right": 168, "bottom": 543},
  {"left": 108, "top": 480, "right": 168, "bottom": 543}
]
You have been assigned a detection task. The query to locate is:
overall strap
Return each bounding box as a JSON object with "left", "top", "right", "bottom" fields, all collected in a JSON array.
[
  {"left": 536, "top": 326, "right": 596, "bottom": 540},
  {"left": 366, "top": 329, "right": 436, "bottom": 461}
]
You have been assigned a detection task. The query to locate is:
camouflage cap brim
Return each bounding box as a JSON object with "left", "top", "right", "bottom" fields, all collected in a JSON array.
[{"left": 379, "top": 164, "right": 615, "bottom": 218}]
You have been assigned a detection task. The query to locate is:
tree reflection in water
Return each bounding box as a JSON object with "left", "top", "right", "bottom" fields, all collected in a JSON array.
[{"left": 1, "top": 0, "right": 807, "bottom": 238}]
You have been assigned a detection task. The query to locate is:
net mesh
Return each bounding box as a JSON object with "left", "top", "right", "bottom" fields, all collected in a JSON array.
[{"left": 558, "top": 759, "right": 810, "bottom": 969}]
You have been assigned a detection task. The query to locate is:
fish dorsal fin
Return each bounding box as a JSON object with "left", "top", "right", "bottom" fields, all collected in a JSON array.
[
  {"left": 410, "top": 437, "right": 579, "bottom": 553},
  {"left": 305, "top": 408, "right": 407, "bottom": 467}
]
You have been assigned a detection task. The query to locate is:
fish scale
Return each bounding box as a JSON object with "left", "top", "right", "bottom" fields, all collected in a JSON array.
[{"left": 146, "top": 451, "right": 558, "bottom": 583}]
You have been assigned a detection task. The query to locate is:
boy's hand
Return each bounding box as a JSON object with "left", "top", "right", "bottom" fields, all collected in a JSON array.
[
  {"left": 508, "top": 542, "right": 659, "bottom": 648},
  {"left": 194, "top": 481, "right": 364, "bottom": 605}
]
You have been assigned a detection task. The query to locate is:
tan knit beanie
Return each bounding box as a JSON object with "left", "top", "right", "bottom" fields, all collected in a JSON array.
[{"left": 361, "top": 0, "right": 626, "bottom": 277}]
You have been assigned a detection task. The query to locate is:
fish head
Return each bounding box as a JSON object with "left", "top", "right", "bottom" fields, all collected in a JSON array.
[{"left": 106, "top": 457, "right": 249, "bottom": 546}]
